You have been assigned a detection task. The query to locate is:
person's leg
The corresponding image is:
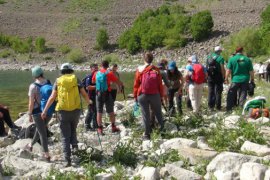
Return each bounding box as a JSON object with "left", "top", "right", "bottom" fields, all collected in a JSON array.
[
  {"left": 58, "top": 111, "right": 72, "bottom": 164},
  {"left": 208, "top": 82, "right": 215, "bottom": 109},
  {"left": 106, "top": 93, "right": 120, "bottom": 132},
  {"left": 226, "top": 83, "right": 239, "bottom": 111},
  {"left": 239, "top": 82, "right": 249, "bottom": 107},
  {"left": 196, "top": 84, "right": 204, "bottom": 112},
  {"left": 168, "top": 88, "right": 176, "bottom": 114},
  {"left": 215, "top": 83, "right": 223, "bottom": 110},
  {"left": 189, "top": 84, "right": 197, "bottom": 112},
  {"left": 70, "top": 110, "right": 80, "bottom": 149},
  {"left": 138, "top": 94, "right": 151, "bottom": 138},
  {"left": 149, "top": 94, "right": 164, "bottom": 130},
  {"left": 96, "top": 93, "right": 104, "bottom": 130},
  {"left": 92, "top": 101, "right": 98, "bottom": 129},
  {"left": 149, "top": 106, "right": 156, "bottom": 130},
  {"left": 176, "top": 92, "right": 182, "bottom": 114},
  {"left": 84, "top": 105, "right": 92, "bottom": 130},
  {"left": 0, "top": 108, "right": 14, "bottom": 128},
  {"left": 110, "top": 89, "right": 117, "bottom": 102},
  {"left": 0, "top": 116, "right": 6, "bottom": 136}
]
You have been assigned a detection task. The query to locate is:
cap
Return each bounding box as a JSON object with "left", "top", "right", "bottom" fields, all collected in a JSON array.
[
  {"left": 168, "top": 61, "right": 176, "bottom": 70},
  {"left": 60, "top": 63, "right": 73, "bottom": 70},
  {"left": 235, "top": 47, "right": 243, "bottom": 53},
  {"left": 31, "top": 66, "right": 43, "bottom": 78},
  {"left": 190, "top": 55, "right": 198, "bottom": 63},
  {"left": 214, "top": 46, "right": 222, "bottom": 52}
]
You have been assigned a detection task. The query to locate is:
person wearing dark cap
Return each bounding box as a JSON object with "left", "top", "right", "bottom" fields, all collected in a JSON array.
[
  {"left": 41, "top": 63, "right": 92, "bottom": 167},
  {"left": 167, "top": 61, "right": 184, "bottom": 115},
  {"left": 225, "top": 47, "right": 255, "bottom": 111},
  {"left": 206, "top": 46, "right": 225, "bottom": 111}
]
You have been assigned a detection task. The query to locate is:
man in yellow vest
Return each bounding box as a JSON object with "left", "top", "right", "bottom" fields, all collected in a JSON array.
[{"left": 41, "top": 63, "right": 92, "bottom": 167}]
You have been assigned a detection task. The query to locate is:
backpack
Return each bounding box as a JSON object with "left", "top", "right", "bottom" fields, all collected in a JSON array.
[
  {"left": 141, "top": 66, "right": 160, "bottom": 94},
  {"left": 81, "top": 74, "right": 92, "bottom": 92},
  {"left": 34, "top": 80, "right": 56, "bottom": 116},
  {"left": 207, "top": 55, "right": 218, "bottom": 77},
  {"left": 191, "top": 64, "right": 205, "bottom": 84},
  {"left": 56, "top": 74, "right": 81, "bottom": 111},
  {"left": 96, "top": 70, "right": 109, "bottom": 92},
  {"left": 242, "top": 96, "right": 266, "bottom": 115}
]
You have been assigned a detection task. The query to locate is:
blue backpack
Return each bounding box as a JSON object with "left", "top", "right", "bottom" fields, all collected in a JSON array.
[
  {"left": 96, "top": 70, "right": 109, "bottom": 92},
  {"left": 34, "top": 80, "right": 56, "bottom": 116},
  {"left": 81, "top": 74, "right": 92, "bottom": 92}
]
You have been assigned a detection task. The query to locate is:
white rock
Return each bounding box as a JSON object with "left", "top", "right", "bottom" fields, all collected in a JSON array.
[
  {"left": 142, "top": 140, "right": 153, "bottom": 151},
  {"left": 160, "top": 163, "right": 202, "bottom": 180},
  {"left": 241, "top": 141, "right": 270, "bottom": 156},
  {"left": 0, "top": 136, "right": 15, "bottom": 148},
  {"left": 7, "top": 139, "right": 43, "bottom": 154},
  {"left": 247, "top": 117, "right": 270, "bottom": 124},
  {"left": 264, "top": 169, "right": 270, "bottom": 180},
  {"left": 160, "top": 138, "right": 197, "bottom": 150},
  {"left": 240, "top": 162, "right": 268, "bottom": 180},
  {"left": 213, "top": 170, "right": 239, "bottom": 180},
  {"left": 18, "top": 149, "right": 32, "bottom": 159},
  {"left": 138, "top": 167, "right": 159, "bottom": 180},
  {"left": 164, "top": 122, "right": 178, "bottom": 133},
  {"left": 14, "top": 114, "right": 30, "bottom": 127},
  {"left": 224, "top": 115, "right": 240, "bottom": 128},
  {"left": 197, "top": 136, "right": 214, "bottom": 151},
  {"left": 95, "top": 173, "right": 113, "bottom": 180},
  {"left": 206, "top": 152, "right": 262, "bottom": 178}
]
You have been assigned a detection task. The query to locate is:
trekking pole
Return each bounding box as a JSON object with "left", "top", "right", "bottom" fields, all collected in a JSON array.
[{"left": 96, "top": 131, "right": 103, "bottom": 151}]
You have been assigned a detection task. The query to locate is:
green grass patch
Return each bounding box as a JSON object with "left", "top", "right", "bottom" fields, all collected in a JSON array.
[
  {"left": 67, "top": 0, "right": 111, "bottom": 12},
  {"left": 62, "top": 17, "right": 82, "bottom": 33},
  {"left": 58, "top": 44, "right": 71, "bottom": 54},
  {"left": 67, "top": 48, "right": 84, "bottom": 63},
  {"left": 0, "top": 49, "right": 11, "bottom": 58},
  {"left": 0, "top": 0, "right": 6, "bottom": 4}
]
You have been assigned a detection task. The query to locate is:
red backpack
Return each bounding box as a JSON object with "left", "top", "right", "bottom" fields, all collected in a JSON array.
[
  {"left": 141, "top": 67, "right": 159, "bottom": 94},
  {"left": 192, "top": 64, "right": 205, "bottom": 84}
]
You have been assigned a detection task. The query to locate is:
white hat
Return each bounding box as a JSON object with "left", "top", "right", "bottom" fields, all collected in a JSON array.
[
  {"left": 60, "top": 63, "right": 73, "bottom": 70},
  {"left": 214, "top": 46, "right": 222, "bottom": 52}
]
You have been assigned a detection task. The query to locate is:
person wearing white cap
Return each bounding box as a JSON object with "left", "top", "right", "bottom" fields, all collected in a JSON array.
[
  {"left": 205, "top": 46, "right": 225, "bottom": 110},
  {"left": 41, "top": 63, "right": 92, "bottom": 167}
]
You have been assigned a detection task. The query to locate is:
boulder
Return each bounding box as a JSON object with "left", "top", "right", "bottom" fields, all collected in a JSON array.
[
  {"left": 240, "top": 162, "right": 268, "bottom": 180},
  {"left": 264, "top": 169, "right": 270, "bottom": 180},
  {"left": 224, "top": 115, "right": 240, "bottom": 128},
  {"left": 14, "top": 114, "right": 30, "bottom": 128},
  {"left": 7, "top": 139, "right": 43, "bottom": 154},
  {"left": 95, "top": 173, "right": 113, "bottom": 180},
  {"left": 160, "top": 163, "right": 202, "bottom": 180},
  {"left": 0, "top": 136, "right": 15, "bottom": 148},
  {"left": 160, "top": 138, "right": 197, "bottom": 151},
  {"left": 176, "top": 147, "right": 218, "bottom": 165},
  {"left": 205, "top": 152, "right": 262, "bottom": 179},
  {"left": 213, "top": 170, "right": 239, "bottom": 180},
  {"left": 247, "top": 117, "right": 270, "bottom": 124},
  {"left": 241, "top": 141, "right": 270, "bottom": 156},
  {"left": 164, "top": 122, "right": 178, "bottom": 133},
  {"left": 197, "top": 136, "right": 214, "bottom": 151},
  {"left": 138, "top": 167, "right": 159, "bottom": 180},
  {"left": 2, "top": 155, "right": 52, "bottom": 176},
  {"left": 142, "top": 140, "right": 153, "bottom": 151}
]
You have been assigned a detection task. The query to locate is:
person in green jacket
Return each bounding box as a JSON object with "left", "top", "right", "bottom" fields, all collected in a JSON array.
[{"left": 225, "top": 47, "right": 255, "bottom": 111}]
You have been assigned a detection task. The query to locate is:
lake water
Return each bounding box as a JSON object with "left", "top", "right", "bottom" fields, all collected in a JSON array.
[{"left": 0, "top": 70, "right": 135, "bottom": 120}]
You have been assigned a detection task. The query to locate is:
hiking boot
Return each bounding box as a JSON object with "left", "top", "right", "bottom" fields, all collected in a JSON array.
[
  {"left": 64, "top": 160, "right": 71, "bottom": 167},
  {"left": 142, "top": 134, "right": 150, "bottom": 140},
  {"left": 111, "top": 125, "right": 120, "bottom": 133},
  {"left": 97, "top": 127, "right": 105, "bottom": 135}
]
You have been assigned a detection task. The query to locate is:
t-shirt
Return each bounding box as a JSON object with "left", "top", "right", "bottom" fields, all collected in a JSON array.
[
  {"left": 92, "top": 68, "right": 118, "bottom": 92},
  {"left": 227, "top": 53, "right": 253, "bottom": 83},
  {"left": 110, "top": 71, "right": 120, "bottom": 90},
  {"left": 167, "top": 70, "right": 182, "bottom": 89},
  {"left": 28, "top": 78, "right": 49, "bottom": 110}
]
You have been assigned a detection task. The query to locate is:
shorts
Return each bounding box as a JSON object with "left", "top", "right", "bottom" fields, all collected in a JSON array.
[{"left": 96, "top": 91, "right": 114, "bottom": 114}]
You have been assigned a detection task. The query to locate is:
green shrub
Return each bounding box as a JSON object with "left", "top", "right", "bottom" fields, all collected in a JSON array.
[
  {"left": 67, "top": 49, "right": 84, "bottom": 63},
  {"left": 58, "top": 44, "right": 71, "bottom": 54},
  {"left": 112, "top": 143, "right": 137, "bottom": 167},
  {"left": 0, "top": 0, "right": 6, "bottom": 4},
  {"left": 0, "top": 50, "right": 11, "bottom": 58},
  {"left": 190, "top": 10, "right": 213, "bottom": 41},
  {"left": 84, "top": 163, "right": 106, "bottom": 179},
  {"left": 74, "top": 148, "right": 103, "bottom": 164},
  {"left": 46, "top": 168, "right": 82, "bottom": 180},
  {"left": 35, "top": 37, "right": 46, "bottom": 53},
  {"left": 10, "top": 36, "right": 31, "bottom": 53},
  {"left": 2, "top": 165, "right": 15, "bottom": 176},
  {"left": 104, "top": 53, "right": 120, "bottom": 64},
  {"left": 96, "top": 28, "right": 109, "bottom": 50},
  {"left": 112, "top": 164, "right": 127, "bottom": 180},
  {"left": 62, "top": 17, "right": 81, "bottom": 33},
  {"left": 261, "top": 5, "right": 270, "bottom": 25}
]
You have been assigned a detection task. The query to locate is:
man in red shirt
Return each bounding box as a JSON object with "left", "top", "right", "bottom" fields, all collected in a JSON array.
[{"left": 92, "top": 60, "right": 123, "bottom": 135}]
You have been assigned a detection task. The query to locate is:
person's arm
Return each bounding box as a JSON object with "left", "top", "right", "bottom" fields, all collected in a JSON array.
[
  {"left": 133, "top": 70, "right": 141, "bottom": 101},
  {"left": 28, "top": 96, "right": 35, "bottom": 122},
  {"left": 41, "top": 90, "right": 57, "bottom": 120},
  {"left": 250, "top": 70, "right": 255, "bottom": 82},
  {"left": 225, "top": 69, "right": 231, "bottom": 84},
  {"left": 80, "top": 88, "right": 92, "bottom": 105},
  {"left": 221, "top": 64, "right": 225, "bottom": 79},
  {"left": 178, "top": 74, "right": 184, "bottom": 95}
]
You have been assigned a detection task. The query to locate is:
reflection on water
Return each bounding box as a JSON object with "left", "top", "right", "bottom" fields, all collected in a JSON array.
[{"left": 0, "top": 70, "right": 134, "bottom": 120}]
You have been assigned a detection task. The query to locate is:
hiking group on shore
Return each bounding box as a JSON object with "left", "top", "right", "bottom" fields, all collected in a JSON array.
[{"left": 0, "top": 45, "right": 266, "bottom": 167}]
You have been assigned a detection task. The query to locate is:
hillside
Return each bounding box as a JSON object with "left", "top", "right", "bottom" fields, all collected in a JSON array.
[{"left": 0, "top": 0, "right": 268, "bottom": 61}]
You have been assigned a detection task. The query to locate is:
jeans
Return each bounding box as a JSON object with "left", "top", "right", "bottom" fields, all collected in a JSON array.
[
  {"left": 58, "top": 109, "right": 81, "bottom": 161},
  {"left": 31, "top": 114, "right": 51, "bottom": 152},
  {"left": 0, "top": 107, "right": 14, "bottom": 136},
  {"left": 208, "top": 82, "right": 223, "bottom": 110},
  {"left": 226, "top": 82, "right": 249, "bottom": 111},
  {"left": 168, "top": 88, "right": 182, "bottom": 114},
  {"left": 138, "top": 94, "right": 164, "bottom": 136},
  {"left": 85, "top": 99, "right": 97, "bottom": 129}
]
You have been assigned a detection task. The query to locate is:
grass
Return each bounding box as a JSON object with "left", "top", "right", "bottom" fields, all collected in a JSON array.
[
  {"left": 0, "top": 0, "right": 6, "bottom": 4},
  {"left": 67, "top": 0, "right": 112, "bottom": 12},
  {"left": 58, "top": 44, "right": 71, "bottom": 54},
  {"left": 2, "top": 165, "right": 15, "bottom": 176},
  {"left": 62, "top": 17, "right": 82, "bottom": 33},
  {"left": 67, "top": 48, "right": 84, "bottom": 63},
  {"left": 0, "top": 49, "right": 11, "bottom": 58}
]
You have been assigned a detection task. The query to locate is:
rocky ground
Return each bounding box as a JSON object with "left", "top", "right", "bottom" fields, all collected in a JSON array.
[{"left": 0, "top": 95, "right": 270, "bottom": 179}]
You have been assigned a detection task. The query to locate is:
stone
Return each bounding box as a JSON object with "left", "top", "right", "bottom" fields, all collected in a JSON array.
[
  {"left": 247, "top": 117, "right": 270, "bottom": 124},
  {"left": 14, "top": 114, "right": 30, "bottom": 127},
  {"left": 164, "top": 122, "right": 178, "bottom": 133},
  {"left": 264, "top": 169, "right": 270, "bottom": 180},
  {"left": 160, "top": 138, "right": 197, "bottom": 151},
  {"left": 213, "top": 170, "right": 239, "bottom": 180},
  {"left": 205, "top": 152, "right": 262, "bottom": 179},
  {"left": 160, "top": 163, "right": 202, "bottom": 180},
  {"left": 224, "top": 115, "right": 240, "bottom": 128},
  {"left": 0, "top": 136, "right": 15, "bottom": 148},
  {"left": 138, "top": 167, "right": 159, "bottom": 180},
  {"left": 2, "top": 155, "right": 52, "bottom": 176},
  {"left": 18, "top": 149, "right": 33, "bottom": 159},
  {"left": 241, "top": 141, "right": 270, "bottom": 156},
  {"left": 142, "top": 140, "right": 153, "bottom": 151},
  {"left": 95, "top": 172, "right": 113, "bottom": 180},
  {"left": 176, "top": 147, "right": 218, "bottom": 165},
  {"left": 197, "top": 136, "right": 214, "bottom": 151},
  {"left": 7, "top": 139, "right": 43, "bottom": 154},
  {"left": 240, "top": 162, "right": 268, "bottom": 180}
]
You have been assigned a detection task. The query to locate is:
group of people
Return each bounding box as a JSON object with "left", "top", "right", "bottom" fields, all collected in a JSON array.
[
  {"left": 258, "top": 61, "right": 270, "bottom": 82},
  {"left": 0, "top": 45, "right": 255, "bottom": 166},
  {"left": 134, "top": 46, "right": 255, "bottom": 139}
]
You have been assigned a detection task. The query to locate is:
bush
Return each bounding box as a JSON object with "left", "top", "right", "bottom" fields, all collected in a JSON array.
[
  {"left": 10, "top": 36, "right": 31, "bottom": 53},
  {"left": 104, "top": 53, "right": 119, "bottom": 64},
  {"left": 112, "top": 143, "right": 137, "bottom": 167},
  {"left": 58, "top": 44, "right": 71, "bottom": 54},
  {"left": 0, "top": 50, "right": 11, "bottom": 58},
  {"left": 67, "top": 49, "right": 84, "bottom": 63},
  {"left": 35, "top": 37, "right": 46, "bottom": 53},
  {"left": 96, "top": 28, "right": 109, "bottom": 50},
  {"left": 190, "top": 10, "right": 214, "bottom": 41},
  {"left": 261, "top": 5, "right": 270, "bottom": 25}
]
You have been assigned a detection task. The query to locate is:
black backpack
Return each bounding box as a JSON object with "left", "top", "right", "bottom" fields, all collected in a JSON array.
[
  {"left": 207, "top": 55, "right": 218, "bottom": 77},
  {"left": 81, "top": 74, "right": 92, "bottom": 92}
]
